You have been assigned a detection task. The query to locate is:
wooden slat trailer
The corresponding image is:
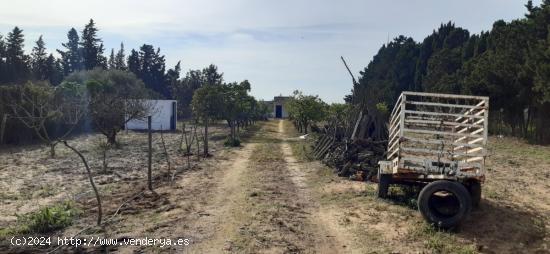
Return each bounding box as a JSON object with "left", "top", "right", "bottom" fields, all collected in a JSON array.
[{"left": 378, "top": 91, "right": 489, "bottom": 228}]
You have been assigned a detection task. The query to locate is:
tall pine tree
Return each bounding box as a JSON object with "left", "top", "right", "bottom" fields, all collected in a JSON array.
[
  {"left": 80, "top": 19, "right": 105, "bottom": 70},
  {"left": 114, "top": 43, "right": 126, "bottom": 70},
  {"left": 57, "top": 28, "right": 82, "bottom": 75},
  {"left": 0, "top": 34, "right": 6, "bottom": 83},
  {"left": 31, "top": 35, "right": 48, "bottom": 80},
  {"left": 127, "top": 49, "right": 140, "bottom": 74},
  {"left": 5, "top": 26, "right": 30, "bottom": 83},
  {"left": 108, "top": 48, "right": 116, "bottom": 69},
  {"left": 130, "top": 44, "right": 168, "bottom": 97},
  {"left": 202, "top": 64, "right": 223, "bottom": 86},
  {"left": 45, "top": 54, "right": 63, "bottom": 85}
]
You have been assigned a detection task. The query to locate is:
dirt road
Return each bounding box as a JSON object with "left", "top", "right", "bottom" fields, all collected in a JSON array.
[{"left": 180, "top": 120, "right": 349, "bottom": 253}]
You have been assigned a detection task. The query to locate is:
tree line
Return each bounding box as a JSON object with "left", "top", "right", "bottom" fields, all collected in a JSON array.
[
  {"left": 0, "top": 19, "right": 269, "bottom": 148},
  {"left": 0, "top": 19, "right": 218, "bottom": 118},
  {"left": 351, "top": 1, "right": 550, "bottom": 144},
  {"left": 286, "top": 90, "right": 329, "bottom": 134}
]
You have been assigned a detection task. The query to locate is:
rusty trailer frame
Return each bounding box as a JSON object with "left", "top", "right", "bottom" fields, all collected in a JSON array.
[{"left": 379, "top": 91, "right": 489, "bottom": 183}]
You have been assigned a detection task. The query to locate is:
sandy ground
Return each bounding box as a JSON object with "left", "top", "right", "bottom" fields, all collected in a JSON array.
[{"left": 1, "top": 120, "right": 549, "bottom": 253}]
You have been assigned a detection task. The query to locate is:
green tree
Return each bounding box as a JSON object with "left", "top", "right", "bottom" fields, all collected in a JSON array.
[
  {"left": 80, "top": 19, "right": 106, "bottom": 70},
  {"left": 108, "top": 48, "right": 116, "bottom": 69},
  {"left": 5, "top": 26, "right": 30, "bottom": 83},
  {"left": 57, "top": 28, "right": 82, "bottom": 75},
  {"left": 221, "top": 80, "right": 253, "bottom": 145},
  {"left": 0, "top": 34, "right": 6, "bottom": 83},
  {"left": 114, "top": 43, "right": 127, "bottom": 70},
  {"left": 165, "top": 61, "right": 181, "bottom": 93},
  {"left": 192, "top": 84, "right": 224, "bottom": 155},
  {"left": 202, "top": 64, "right": 223, "bottom": 86},
  {"left": 130, "top": 44, "right": 168, "bottom": 97},
  {"left": 31, "top": 35, "right": 48, "bottom": 80},
  {"left": 127, "top": 49, "right": 140, "bottom": 74},
  {"left": 348, "top": 1, "right": 550, "bottom": 143},
  {"left": 45, "top": 54, "right": 64, "bottom": 85},
  {"left": 171, "top": 69, "right": 203, "bottom": 118},
  {"left": 65, "top": 69, "right": 152, "bottom": 144},
  {"left": 287, "top": 90, "right": 327, "bottom": 134}
]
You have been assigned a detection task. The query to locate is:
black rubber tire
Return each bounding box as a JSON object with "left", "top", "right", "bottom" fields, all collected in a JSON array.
[
  {"left": 467, "top": 181, "right": 482, "bottom": 208},
  {"left": 418, "top": 180, "right": 472, "bottom": 229},
  {"left": 377, "top": 174, "right": 391, "bottom": 199}
]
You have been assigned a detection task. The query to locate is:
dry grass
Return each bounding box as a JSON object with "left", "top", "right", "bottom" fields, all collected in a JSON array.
[{"left": 0, "top": 122, "right": 232, "bottom": 252}]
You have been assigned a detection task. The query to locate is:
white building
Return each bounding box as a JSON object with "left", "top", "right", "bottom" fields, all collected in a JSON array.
[
  {"left": 126, "top": 100, "right": 177, "bottom": 131},
  {"left": 263, "top": 95, "right": 290, "bottom": 118}
]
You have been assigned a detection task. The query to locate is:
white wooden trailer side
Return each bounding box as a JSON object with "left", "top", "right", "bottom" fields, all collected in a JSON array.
[{"left": 384, "top": 92, "right": 489, "bottom": 181}]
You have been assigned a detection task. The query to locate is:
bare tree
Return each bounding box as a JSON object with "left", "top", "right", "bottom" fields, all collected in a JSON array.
[
  {"left": 6, "top": 81, "right": 85, "bottom": 157},
  {"left": 62, "top": 140, "right": 102, "bottom": 225}
]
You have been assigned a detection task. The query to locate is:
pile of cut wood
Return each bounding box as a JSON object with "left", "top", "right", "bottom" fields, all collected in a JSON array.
[
  {"left": 312, "top": 134, "right": 386, "bottom": 181},
  {"left": 309, "top": 57, "right": 389, "bottom": 181}
]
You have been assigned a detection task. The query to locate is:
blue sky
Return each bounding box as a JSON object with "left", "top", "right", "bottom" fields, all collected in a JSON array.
[{"left": 0, "top": 0, "right": 540, "bottom": 103}]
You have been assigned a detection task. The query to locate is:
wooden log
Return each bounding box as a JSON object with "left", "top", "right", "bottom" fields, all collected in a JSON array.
[
  {"left": 313, "top": 135, "right": 330, "bottom": 156},
  {"left": 350, "top": 110, "right": 363, "bottom": 140},
  {"left": 315, "top": 137, "right": 335, "bottom": 159}
]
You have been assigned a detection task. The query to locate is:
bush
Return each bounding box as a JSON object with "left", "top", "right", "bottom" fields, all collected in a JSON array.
[
  {"left": 224, "top": 136, "right": 241, "bottom": 147},
  {"left": 19, "top": 201, "right": 78, "bottom": 233}
]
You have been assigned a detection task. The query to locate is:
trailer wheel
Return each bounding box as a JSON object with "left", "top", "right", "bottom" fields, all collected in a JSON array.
[
  {"left": 377, "top": 174, "right": 391, "bottom": 199},
  {"left": 467, "top": 181, "right": 481, "bottom": 208},
  {"left": 418, "top": 180, "right": 472, "bottom": 229}
]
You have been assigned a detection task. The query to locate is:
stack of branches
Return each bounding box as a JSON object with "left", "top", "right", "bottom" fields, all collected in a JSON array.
[
  {"left": 312, "top": 128, "right": 387, "bottom": 181},
  {"left": 310, "top": 57, "right": 388, "bottom": 181}
]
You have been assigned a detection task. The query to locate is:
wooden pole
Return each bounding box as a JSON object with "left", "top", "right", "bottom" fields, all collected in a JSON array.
[{"left": 147, "top": 116, "right": 153, "bottom": 191}]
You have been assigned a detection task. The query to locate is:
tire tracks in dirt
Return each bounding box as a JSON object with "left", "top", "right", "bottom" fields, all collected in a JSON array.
[
  {"left": 177, "top": 120, "right": 359, "bottom": 253},
  {"left": 278, "top": 120, "right": 357, "bottom": 254},
  {"left": 185, "top": 143, "right": 257, "bottom": 253}
]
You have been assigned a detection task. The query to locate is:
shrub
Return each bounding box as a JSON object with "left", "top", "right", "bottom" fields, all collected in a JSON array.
[
  {"left": 224, "top": 136, "right": 241, "bottom": 147},
  {"left": 19, "top": 201, "right": 78, "bottom": 233}
]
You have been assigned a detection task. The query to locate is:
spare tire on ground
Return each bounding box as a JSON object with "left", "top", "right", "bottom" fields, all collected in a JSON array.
[{"left": 418, "top": 180, "right": 472, "bottom": 229}]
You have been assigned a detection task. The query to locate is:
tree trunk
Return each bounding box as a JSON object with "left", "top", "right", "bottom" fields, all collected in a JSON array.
[
  {"left": 49, "top": 143, "right": 56, "bottom": 158},
  {"left": 204, "top": 119, "right": 209, "bottom": 156},
  {"left": 62, "top": 141, "right": 102, "bottom": 226},
  {"left": 107, "top": 132, "right": 117, "bottom": 145}
]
